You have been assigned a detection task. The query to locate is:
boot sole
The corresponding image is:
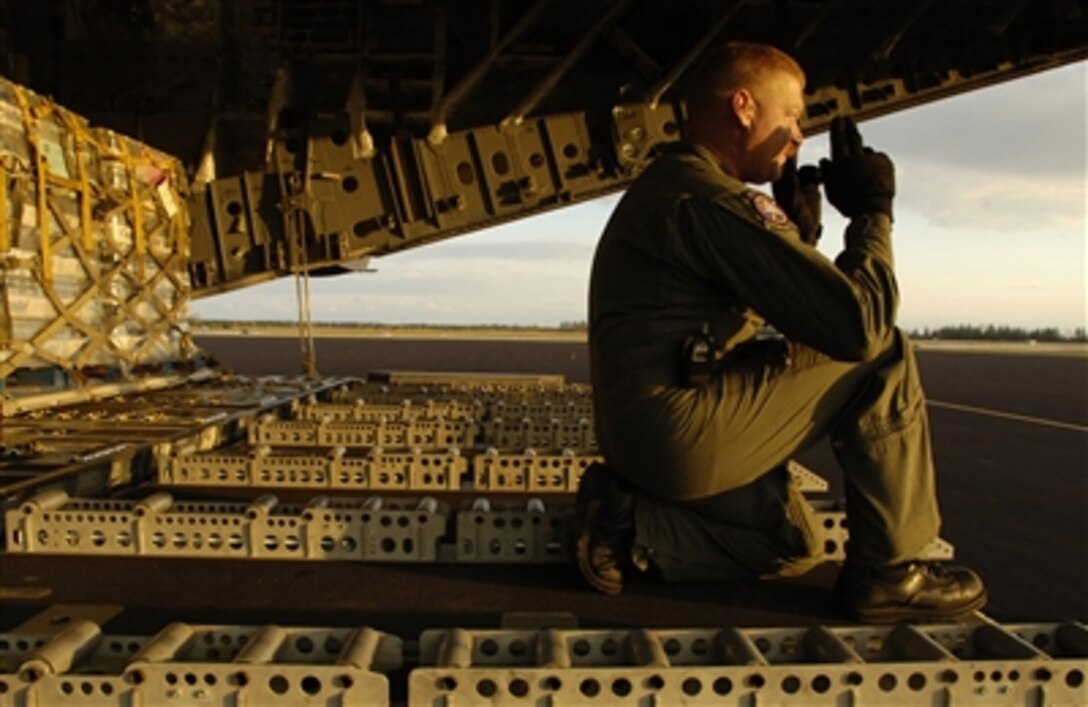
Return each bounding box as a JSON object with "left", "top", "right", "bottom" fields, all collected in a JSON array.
[
  {"left": 853, "top": 590, "right": 989, "bottom": 624},
  {"left": 574, "top": 499, "right": 623, "bottom": 596}
]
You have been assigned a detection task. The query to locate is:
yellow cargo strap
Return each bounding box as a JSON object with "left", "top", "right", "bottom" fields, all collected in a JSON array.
[
  {"left": 0, "top": 162, "right": 8, "bottom": 253},
  {"left": 12, "top": 85, "right": 51, "bottom": 283}
]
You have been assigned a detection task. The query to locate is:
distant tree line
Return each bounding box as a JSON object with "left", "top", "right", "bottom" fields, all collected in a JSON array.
[
  {"left": 910, "top": 325, "right": 1087, "bottom": 342},
  {"left": 193, "top": 318, "right": 1084, "bottom": 342},
  {"left": 194, "top": 319, "right": 563, "bottom": 332}
]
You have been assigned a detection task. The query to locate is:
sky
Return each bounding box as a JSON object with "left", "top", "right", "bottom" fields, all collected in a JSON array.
[{"left": 192, "top": 62, "right": 1087, "bottom": 333}]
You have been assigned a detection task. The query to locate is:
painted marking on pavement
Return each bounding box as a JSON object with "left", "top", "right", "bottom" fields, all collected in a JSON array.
[
  {"left": 0, "top": 585, "right": 52, "bottom": 600},
  {"left": 928, "top": 400, "right": 1088, "bottom": 433}
]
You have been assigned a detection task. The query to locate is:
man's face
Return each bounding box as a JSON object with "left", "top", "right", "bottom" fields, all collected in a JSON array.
[{"left": 739, "top": 71, "right": 805, "bottom": 184}]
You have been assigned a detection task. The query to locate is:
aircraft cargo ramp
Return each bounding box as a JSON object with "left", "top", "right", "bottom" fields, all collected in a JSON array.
[{"left": 1, "top": 361, "right": 1085, "bottom": 705}]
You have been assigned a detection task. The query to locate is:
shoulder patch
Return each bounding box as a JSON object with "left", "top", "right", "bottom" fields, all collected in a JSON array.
[{"left": 747, "top": 191, "right": 790, "bottom": 227}]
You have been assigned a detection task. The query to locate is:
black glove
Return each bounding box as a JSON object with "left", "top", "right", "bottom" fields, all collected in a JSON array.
[
  {"left": 818, "top": 116, "right": 895, "bottom": 219},
  {"left": 772, "top": 157, "right": 823, "bottom": 245}
]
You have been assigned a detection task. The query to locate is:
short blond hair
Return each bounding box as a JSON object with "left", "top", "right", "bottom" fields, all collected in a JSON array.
[{"left": 684, "top": 42, "right": 805, "bottom": 119}]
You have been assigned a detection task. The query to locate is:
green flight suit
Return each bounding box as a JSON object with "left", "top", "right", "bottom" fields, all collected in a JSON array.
[{"left": 588, "top": 141, "right": 940, "bottom": 581}]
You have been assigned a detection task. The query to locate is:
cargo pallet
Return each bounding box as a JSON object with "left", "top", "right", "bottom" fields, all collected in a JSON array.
[{"left": 1, "top": 608, "right": 1084, "bottom": 706}]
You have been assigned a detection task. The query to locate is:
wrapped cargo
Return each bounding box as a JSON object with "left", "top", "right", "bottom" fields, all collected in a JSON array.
[{"left": 0, "top": 76, "right": 201, "bottom": 396}]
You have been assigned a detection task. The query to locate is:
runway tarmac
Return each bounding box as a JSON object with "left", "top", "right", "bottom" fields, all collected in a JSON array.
[{"left": 2, "top": 335, "right": 1084, "bottom": 637}]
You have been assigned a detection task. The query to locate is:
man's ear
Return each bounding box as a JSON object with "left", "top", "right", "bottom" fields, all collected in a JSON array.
[{"left": 732, "top": 89, "right": 756, "bottom": 129}]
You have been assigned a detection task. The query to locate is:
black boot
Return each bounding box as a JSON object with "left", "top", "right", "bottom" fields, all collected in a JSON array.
[
  {"left": 836, "top": 560, "right": 987, "bottom": 624},
  {"left": 572, "top": 462, "right": 636, "bottom": 595}
]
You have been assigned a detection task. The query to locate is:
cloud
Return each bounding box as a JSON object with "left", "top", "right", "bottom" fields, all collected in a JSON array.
[
  {"left": 386, "top": 235, "right": 596, "bottom": 264},
  {"left": 896, "top": 159, "right": 1084, "bottom": 232},
  {"left": 801, "top": 63, "right": 1086, "bottom": 234},
  {"left": 900, "top": 278, "right": 1086, "bottom": 332},
  {"left": 192, "top": 281, "right": 300, "bottom": 320},
  {"left": 192, "top": 233, "right": 597, "bottom": 325},
  {"left": 863, "top": 63, "right": 1086, "bottom": 180},
  {"left": 339, "top": 249, "right": 593, "bottom": 325}
]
